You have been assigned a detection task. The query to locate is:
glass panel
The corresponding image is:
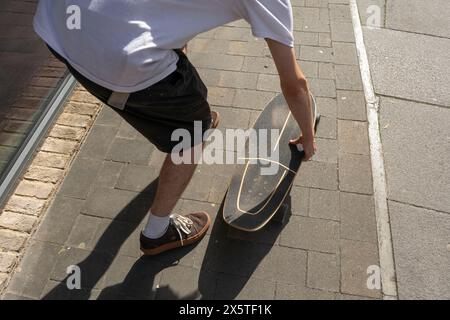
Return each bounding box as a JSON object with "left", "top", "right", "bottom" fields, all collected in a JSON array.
[{"left": 0, "top": 0, "right": 68, "bottom": 178}]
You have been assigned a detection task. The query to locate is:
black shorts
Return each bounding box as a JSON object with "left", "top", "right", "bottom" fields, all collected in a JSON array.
[{"left": 49, "top": 46, "right": 212, "bottom": 153}]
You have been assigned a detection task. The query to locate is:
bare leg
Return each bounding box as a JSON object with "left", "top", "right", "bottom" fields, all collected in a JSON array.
[
  {"left": 150, "top": 111, "right": 219, "bottom": 218},
  {"left": 150, "top": 149, "right": 199, "bottom": 217}
]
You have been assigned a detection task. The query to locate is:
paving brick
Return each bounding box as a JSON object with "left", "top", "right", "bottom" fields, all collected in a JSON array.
[
  {"left": 15, "top": 180, "right": 54, "bottom": 199},
  {"left": 256, "top": 74, "right": 280, "bottom": 92},
  {"left": 207, "top": 87, "right": 235, "bottom": 107},
  {"left": 189, "top": 38, "right": 230, "bottom": 54},
  {"left": 0, "top": 211, "right": 37, "bottom": 233},
  {"left": 316, "top": 97, "right": 337, "bottom": 118},
  {"left": 211, "top": 106, "right": 251, "bottom": 129},
  {"left": 329, "top": 4, "right": 351, "bottom": 21},
  {"left": 70, "top": 90, "right": 99, "bottom": 104},
  {"left": 77, "top": 125, "right": 118, "bottom": 159},
  {"left": 253, "top": 246, "right": 307, "bottom": 284},
  {"left": 242, "top": 56, "right": 277, "bottom": 74},
  {"left": 105, "top": 137, "right": 154, "bottom": 165},
  {"left": 233, "top": 89, "right": 276, "bottom": 110},
  {"left": 295, "top": 161, "right": 338, "bottom": 190},
  {"left": 82, "top": 187, "right": 152, "bottom": 223},
  {"left": 340, "top": 192, "right": 377, "bottom": 243},
  {"left": 301, "top": 19, "right": 330, "bottom": 33},
  {"left": 300, "top": 46, "right": 334, "bottom": 63},
  {"left": 189, "top": 52, "right": 244, "bottom": 71},
  {"left": 309, "top": 78, "right": 336, "bottom": 98},
  {"left": 7, "top": 241, "right": 60, "bottom": 299},
  {"left": 215, "top": 274, "right": 275, "bottom": 300},
  {"left": 0, "top": 229, "right": 27, "bottom": 251},
  {"left": 56, "top": 113, "right": 91, "bottom": 128},
  {"left": 337, "top": 90, "right": 367, "bottom": 121},
  {"left": 40, "top": 137, "right": 78, "bottom": 155},
  {"left": 89, "top": 161, "right": 123, "bottom": 190},
  {"left": 24, "top": 165, "right": 64, "bottom": 183},
  {"left": 115, "top": 120, "right": 138, "bottom": 140},
  {"left": 34, "top": 196, "right": 85, "bottom": 244},
  {"left": 307, "top": 251, "right": 340, "bottom": 292},
  {"left": 338, "top": 120, "right": 370, "bottom": 155},
  {"left": 214, "top": 27, "right": 255, "bottom": 41},
  {"left": 275, "top": 283, "right": 335, "bottom": 300},
  {"left": 294, "top": 31, "right": 320, "bottom": 46},
  {"left": 227, "top": 221, "right": 282, "bottom": 246},
  {"left": 158, "top": 265, "right": 215, "bottom": 300},
  {"left": 50, "top": 247, "right": 112, "bottom": 291},
  {"left": 318, "top": 62, "right": 335, "bottom": 79},
  {"left": 319, "top": 33, "right": 332, "bottom": 47},
  {"left": 115, "top": 164, "right": 159, "bottom": 194},
  {"left": 208, "top": 174, "right": 232, "bottom": 204},
  {"left": 313, "top": 138, "right": 338, "bottom": 163},
  {"left": 0, "top": 252, "right": 17, "bottom": 273},
  {"left": 338, "top": 153, "right": 373, "bottom": 194},
  {"left": 91, "top": 218, "right": 143, "bottom": 258},
  {"left": 4, "top": 195, "right": 45, "bottom": 216},
  {"left": 58, "top": 157, "right": 102, "bottom": 199},
  {"left": 333, "top": 42, "right": 358, "bottom": 65},
  {"left": 280, "top": 216, "right": 339, "bottom": 253},
  {"left": 94, "top": 106, "right": 123, "bottom": 127},
  {"left": 182, "top": 172, "right": 215, "bottom": 202},
  {"left": 290, "top": 186, "right": 310, "bottom": 216},
  {"left": 41, "top": 279, "right": 100, "bottom": 300},
  {"left": 227, "top": 41, "right": 267, "bottom": 57},
  {"left": 330, "top": 21, "right": 355, "bottom": 42},
  {"left": 298, "top": 60, "right": 319, "bottom": 78},
  {"left": 340, "top": 239, "right": 381, "bottom": 298},
  {"left": 217, "top": 70, "right": 258, "bottom": 90},
  {"left": 152, "top": 231, "right": 210, "bottom": 269},
  {"left": 64, "top": 101, "right": 99, "bottom": 116},
  {"left": 309, "top": 188, "right": 340, "bottom": 221},
  {"left": 293, "top": 7, "right": 321, "bottom": 20},
  {"left": 65, "top": 214, "right": 102, "bottom": 250},
  {"left": 335, "top": 65, "right": 363, "bottom": 90},
  {"left": 32, "top": 151, "right": 70, "bottom": 169},
  {"left": 196, "top": 68, "right": 221, "bottom": 86},
  {"left": 0, "top": 272, "right": 8, "bottom": 290},
  {"left": 98, "top": 254, "right": 163, "bottom": 299}
]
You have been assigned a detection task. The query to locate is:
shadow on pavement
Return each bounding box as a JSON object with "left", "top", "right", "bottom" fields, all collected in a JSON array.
[
  {"left": 197, "top": 196, "right": 290, "bottom": 299},
  {"left": 42, "top": 179, "right": 290, "bottom": 300}
]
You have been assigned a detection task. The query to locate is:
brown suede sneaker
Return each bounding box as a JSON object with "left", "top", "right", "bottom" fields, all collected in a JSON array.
[{"left": 140, "top": 212, "right": 211, "bottom": 255}]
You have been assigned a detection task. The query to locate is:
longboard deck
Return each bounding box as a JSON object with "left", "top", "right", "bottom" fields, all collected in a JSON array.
[{"left": 223, "top": 93, "right": 319, "bottom": 232}]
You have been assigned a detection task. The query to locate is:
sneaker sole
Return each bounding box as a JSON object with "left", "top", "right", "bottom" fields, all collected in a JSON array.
[{"left": 140, "top": 212, "right": 211, "bottom": 256}]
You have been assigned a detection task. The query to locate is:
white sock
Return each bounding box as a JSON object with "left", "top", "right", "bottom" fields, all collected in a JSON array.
[{"left": 142, "top": 211, "right": 170, "bottom": 239}]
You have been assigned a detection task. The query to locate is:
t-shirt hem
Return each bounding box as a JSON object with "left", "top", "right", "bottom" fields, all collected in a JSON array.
[{"left": 252, "top": 31, "right": 295, "bottom": 48}]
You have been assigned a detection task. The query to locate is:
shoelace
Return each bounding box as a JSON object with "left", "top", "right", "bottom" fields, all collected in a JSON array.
[{"left": 170, "top": 214, "right": 193, "bottom": 246}]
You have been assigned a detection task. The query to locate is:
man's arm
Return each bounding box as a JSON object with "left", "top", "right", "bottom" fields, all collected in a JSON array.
[{"left": 266, "top": 38, "right": 316, "bottom": 161}]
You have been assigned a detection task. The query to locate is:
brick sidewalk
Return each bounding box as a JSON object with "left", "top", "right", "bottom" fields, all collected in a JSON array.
[{"left": 2, "top": 0, "right": 382, "bottom": 300}]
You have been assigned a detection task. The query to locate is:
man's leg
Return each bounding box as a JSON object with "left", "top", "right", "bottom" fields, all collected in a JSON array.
[
  {"left": 141, "top": 112, "right": 219, "bottom": 248},
  {"left": 151, "top": 147, "right": 199, "bottom": 216}
]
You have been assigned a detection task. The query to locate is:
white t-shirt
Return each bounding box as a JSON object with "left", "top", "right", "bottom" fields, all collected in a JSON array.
[{"left": 34, "top": 0, "right": 294, "bottom": 93}]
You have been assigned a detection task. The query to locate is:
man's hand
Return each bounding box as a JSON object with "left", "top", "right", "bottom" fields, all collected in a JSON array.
[{"left": 290, "top": 135, "right": 317, "bottom": 161}]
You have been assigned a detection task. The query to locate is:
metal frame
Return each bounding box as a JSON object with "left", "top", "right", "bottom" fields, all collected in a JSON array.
[{"left": 0, "top": 74, "right": 77, "bottom": 208}]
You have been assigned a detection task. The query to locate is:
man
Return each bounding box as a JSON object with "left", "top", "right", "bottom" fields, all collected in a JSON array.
[{"left": 34, "top": 0, "right": 316, "bottom": 255}]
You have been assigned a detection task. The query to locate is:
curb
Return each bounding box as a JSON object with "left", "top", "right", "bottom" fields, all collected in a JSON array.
[{"left": 349, "top": 0, "right": 398, "bottom": 299}]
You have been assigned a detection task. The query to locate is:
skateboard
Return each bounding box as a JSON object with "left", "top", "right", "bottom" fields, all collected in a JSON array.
[{"left": 222, "top": 93, "right": 320, "bottom": 232}]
